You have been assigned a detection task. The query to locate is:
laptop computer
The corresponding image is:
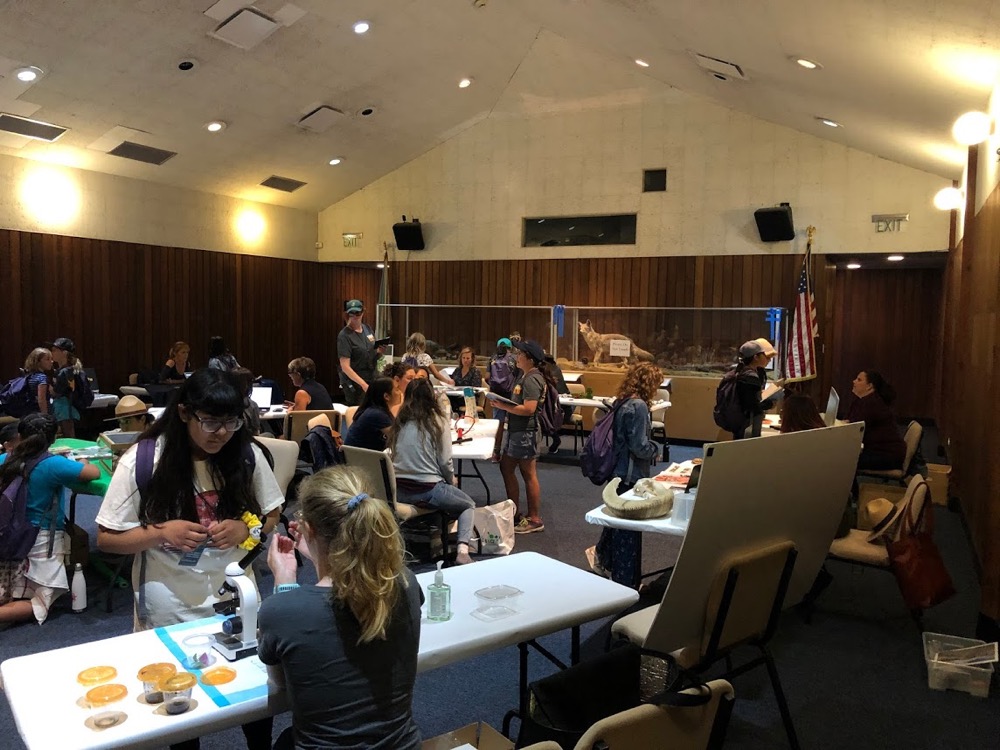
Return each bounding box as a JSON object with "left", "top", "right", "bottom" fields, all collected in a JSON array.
[
  {"left": 250, "top": 386, "right": 272, "bottom": 411},
  {"left": 823, "top": 387, "right": 840, "bottom": 427}
]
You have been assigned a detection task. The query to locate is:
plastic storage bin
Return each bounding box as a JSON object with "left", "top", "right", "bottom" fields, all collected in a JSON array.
[
  {"left": 472, "top": 585, "right": 523, "bottom": 622},
  {"left": 923, "top": 632, "right": 993, "bottom": 698}
]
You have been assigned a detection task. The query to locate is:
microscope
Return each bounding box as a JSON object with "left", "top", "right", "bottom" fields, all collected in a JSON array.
[{"left": 212, "top": 550, "right": 263, "bottom": 662}]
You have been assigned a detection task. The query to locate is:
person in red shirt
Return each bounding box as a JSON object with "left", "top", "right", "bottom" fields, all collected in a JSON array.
[{"left": 847, "top": 369, "right": 906, "bottom": 471}]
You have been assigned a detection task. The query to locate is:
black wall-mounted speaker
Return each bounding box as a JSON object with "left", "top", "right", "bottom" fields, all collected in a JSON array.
[
  {"left": 393, "top": 219, "right": 425, "bottom": 251},
  {"left": 754, "top": 204, "right": 795, "bottom": 242}
]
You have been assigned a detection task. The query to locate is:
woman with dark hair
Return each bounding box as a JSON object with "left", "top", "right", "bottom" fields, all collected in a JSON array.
[
  {"left": 160, "top": 341, "right": 192, "bottom": 383},
  {"left": 207, "top": 336, "right": 240, "bottom": 372},
  {"left": 382, "top": 362, "right": 416, "bottom": 417},
  {"left": 585, "top": 361, "right": 662, "bottom": 585},
  {"left": 0, "top": 413, "right": 99, "bottom": 626},
  {"left": 231, "top": 367, "right": 263, "bottom": 436},
  {"left": 345, "top": 377, "right": 395, "bottom": 451},
  {"left": 259, "top": 466, "right": 422, "bottom": 749},
  {"left": 390, "top": 379, "right": 475, "bottom": 565},
  {"left": 847, "top": 369, "right": 906, "bottom": 471},
  {"left": 285, "top": 356, "right": 334, "bottom": 412},
  {"left": 779, "top": 393, "right": 826, "bottom": 433}
]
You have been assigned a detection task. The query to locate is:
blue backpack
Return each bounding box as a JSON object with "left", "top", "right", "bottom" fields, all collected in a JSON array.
[
  {"left": 489, "top": 356, "right": 516, "bottom": 398},
  {"left": 0, "top": 375, "right": 37, "bottom": 418},
  {"left": 580, "top": 399, "right": 626, "bottom": 485},
  {"left": 0, "top": 453, "right": 57, "bottom": 560}
]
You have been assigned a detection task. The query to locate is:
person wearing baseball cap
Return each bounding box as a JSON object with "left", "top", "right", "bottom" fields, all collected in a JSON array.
[
  {"left": 724, "top": 340, "right": 779, "bottom": 440},
  {"left": 489, "top": 339, "right": 549, "bottom": 534},
  {"left": 337, "top": 299, "right": 383, "bottom": 406},
  {"left": 50, "top": 337, "right": 84, "bottom": 438},
  {"left": 105, "top": 395, "right": 153, "bottom": 433}
]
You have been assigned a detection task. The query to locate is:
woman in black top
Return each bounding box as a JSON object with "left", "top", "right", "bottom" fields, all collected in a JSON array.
[
  {"left": 207, "top": 336, "right": 240, "bottom": 372},
  {"left": 286, "top": 357, "right": 334, "bottom": 411},
  {"left": 452, "top": 347, "right": 482, "bottom": 388},
  {"left": 344, "top": 378, "right": 395, "bottom": 451},
  {"left": 160, "top": 341, "right": 192, "bottom": 383}
]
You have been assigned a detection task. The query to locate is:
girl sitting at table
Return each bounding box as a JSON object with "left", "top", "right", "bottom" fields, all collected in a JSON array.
[
  {"left": 402, "top": 332, "right": 454, "bottom": 386},
  {"left": 258, "top": 466, "right": 422, "bottom": 750},
  {"left": 0, "top": 413, "right": 99, "bottom": 627},
  {"left": 779, "top": 393, "right": 826, "bottom": 433},
  {"left": 452, "top": 346, "right": 482, "bottom": 388},
  {"left": 345, "top": 377, "right": 396, "bottom": 451},
  {"left": 390, "top": 379, "right": 475, "bottom": 565},
  {"left": 285, "top": 356, "right": 334, "bottom": 412},
  {"left": 160, "top": 341, "right": 193, "bottom": 383},
  {"left": 584, "top": 361, "right": 662, "bottom": 586},
  {"left": 96, "top": 369, "right": 283, "bottom": 750},
  {"left": 382, "top": 362, "right": 416, "bottom": 417}
]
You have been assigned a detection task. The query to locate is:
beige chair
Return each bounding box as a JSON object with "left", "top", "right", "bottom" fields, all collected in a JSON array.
[
  {"left": 341, "top": 444, "right": 449, "bottom": 561},
  {"left": 566, "top": 382, "right": 586, "bottom": 454},
  {"left": 283, "top": 409, "right": 343, "bottom": 445},
  {"left": 612, "top": 540, "right": 800, "bottom": 750},
  {"left": 521, "top": 678, "right": 735, "bottom": 750},
  {"left": 255, "top": 435, "right": 299, "bottom": 497},
  {"left": 343, "top": 406, "right": 359, "bottom": 430},
  {"left": 857, "top": 420, "right": 923, "bottom": 484},
  {"left": 650, "top": 387, "right": 670, "bottom": 443}
]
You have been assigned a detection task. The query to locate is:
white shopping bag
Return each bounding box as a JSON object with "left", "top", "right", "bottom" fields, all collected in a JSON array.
[{"left": 472, "top": 499, "right": 516, "bottom": 555}]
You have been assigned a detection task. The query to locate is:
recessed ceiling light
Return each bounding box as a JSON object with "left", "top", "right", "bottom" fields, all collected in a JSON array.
[
  {"left": 635, "top": 59, "right": 650, "bottom": 68},
  {"left": 846, "top": 262, "right": 861, "bottom": 270},
  {"left": 887, "top": 254, "right": 905, "bottom": 262},
  {"left": 793, "top": 57, "right": 822, "bottom": 70},
  {"left": 328, "top": 157, "right": 343, "bottom": 166},
  {"left": 816, "top": 117, "right": 841, "bottom": 128},
  {"left": 353, "top": 21, "right": 370, "bottom": 34},
  {"left": 205, "top": 121, "right": 226, "bottom": 133},
  {"left": 14, "top": 66, "right": 43, "bottom": 82},
  {"left": 458, "top": 78, "right": 473, "bottom": 88}
]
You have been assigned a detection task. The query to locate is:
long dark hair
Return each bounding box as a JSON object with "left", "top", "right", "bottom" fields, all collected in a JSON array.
[
  {"left": 0, "top": 414, "right": 57, "bottom": 488},
  {"left": 863, "top": 369, "right": 896, "bottom": 405},
  {"left": 208, "top": 336, "right": 228, "bottom": 358},
  {"left": 389, "top": 379, "right": 445, "bottom": 455},
  {"left": 136, "top": 368, "right": 264, "bottom": 525},
  {"left": 779, "top": 394, "right": 826, "bottom": 433},
  {"left": 356, "top": 377, "right": 395, "bottom": 420}
]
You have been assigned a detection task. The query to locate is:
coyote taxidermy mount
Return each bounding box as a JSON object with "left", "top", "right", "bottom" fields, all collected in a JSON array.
[{"left": 579, "top": 321, "right": 654, "bottom": 364}]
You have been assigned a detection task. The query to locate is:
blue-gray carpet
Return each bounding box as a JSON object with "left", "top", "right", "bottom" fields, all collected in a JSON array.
[{"left": 2, "top": 441, "right": 998, "bottom": 749}]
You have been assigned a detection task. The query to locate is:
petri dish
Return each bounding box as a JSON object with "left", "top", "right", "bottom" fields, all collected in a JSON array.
[
  {"left": 470, "top": 605, "right": 518, "bottom": 622},
  {"left": 78, "top": 666, "right": 117, "bottom": 686},
  {"left": 200, "top": 666, "right": 237, "bottom": 686}
]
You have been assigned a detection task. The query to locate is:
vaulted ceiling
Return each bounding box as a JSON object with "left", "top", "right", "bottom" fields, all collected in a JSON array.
[{"left": 0, "top": 0, "right": 993, "bottom": 211}]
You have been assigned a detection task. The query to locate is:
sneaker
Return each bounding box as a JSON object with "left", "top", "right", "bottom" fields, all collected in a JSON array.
[
  {"left": 584, "top": 546, "right": 609, "bottom": 578},
  {"left": 548, "top": 437, "right": 561, "bottom": 454},
  {"left": 514, "top": 517, "right": 545, "bottom": 534}
]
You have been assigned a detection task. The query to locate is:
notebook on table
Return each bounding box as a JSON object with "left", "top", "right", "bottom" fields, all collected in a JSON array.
[{"left": 823, "top": 387, "right": 840, "bottom": 427}]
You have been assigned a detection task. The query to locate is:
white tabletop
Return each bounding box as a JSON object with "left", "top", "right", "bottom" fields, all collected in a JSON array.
[
  {"left": 450, "top": 418, "right": 499, "bottom": 461},
  {"left": 259, "top": 406, "right": 288, "bottom": 422},
  {"left": 562, "top": 373, "right": 583, "bottom": 383},
  {"left": 559, "top": 396, "right": 671, "bottom": 414},
  {"left": 89, "top": 393, "right": 119, "bottom": 410},
  {"left": 1, "top": 552, "right": 637, "bottom": 750}
]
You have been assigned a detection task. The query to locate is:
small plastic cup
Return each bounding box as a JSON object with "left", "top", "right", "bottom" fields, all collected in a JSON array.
[
  {"left": 77, "top": 665, "right": 117, "bottom": 687},
  {"left": 181, "top": 634, "right": 216, "bottom": 670},
  {"left": 159, "top": 672, "right": 198, "bottom": 715},
  {"left": 85, "top": 683, "right": 128, "bottom": 729},
  {"left": 137, "top": 662, "right": 177, "bottom": 704}
]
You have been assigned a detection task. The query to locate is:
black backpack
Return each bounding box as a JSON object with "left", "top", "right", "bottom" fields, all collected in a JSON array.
[
  {"left": 72, "top": 370, "right": 95, "bottom": 410},
  {"left": 536, "top": 381, "right": 564, "bottom": 438},
  {"left": 713, "top": 368, "right": 745, "bottom": 433},
  {"left": 0, "top": 375, "right": 37, "bottom": 418}
]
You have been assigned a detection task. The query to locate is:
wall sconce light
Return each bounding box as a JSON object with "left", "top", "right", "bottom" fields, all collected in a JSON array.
[
  {"left": 933, "top": 186, "right": 964, "bottom": 211},
  {"left": 952, "top": 111, "right": 993, "bottom": 146}
]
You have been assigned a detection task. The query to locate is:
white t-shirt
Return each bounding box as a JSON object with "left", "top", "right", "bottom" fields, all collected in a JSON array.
[{"left": 96, "top": 437, "right": 284, "bottom": 629}]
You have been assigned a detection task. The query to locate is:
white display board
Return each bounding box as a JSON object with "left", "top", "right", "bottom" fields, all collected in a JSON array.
[
  {"left": 641, "top": 423, "right": 863, "bottom": 655},
  {"left": 609, "top": 339, "right": 631, "bottom": 358}
]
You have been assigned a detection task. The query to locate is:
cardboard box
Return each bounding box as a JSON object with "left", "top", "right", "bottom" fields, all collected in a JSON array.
[
  {"left": 857, "top": 482, "right": 907, "bottom": 530},
  {"left": 422, "top": 722, "right": 513, "bottom": 750},
  {"left": 926, "top": 463, "right": 951, "bottom": 506}
]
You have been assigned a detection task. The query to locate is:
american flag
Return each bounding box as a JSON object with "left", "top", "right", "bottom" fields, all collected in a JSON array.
[{"left": 786, "top": 230, "right": 818, "bottom": 382}]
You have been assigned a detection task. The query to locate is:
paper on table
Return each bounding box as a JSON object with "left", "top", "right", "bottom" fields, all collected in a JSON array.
[
  {"left": 762, "top": 382, "right": 784, "bottom": 401},
  {"left": 654, "top": 461, "right": 696, "bottom": 487},
  {"left": 933, "top": 643, "right": 999, "bottom": 666}
]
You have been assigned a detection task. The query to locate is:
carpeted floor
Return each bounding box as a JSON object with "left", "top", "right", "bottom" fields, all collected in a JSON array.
[{"left": 2, "top": 438, "right": 998, "bottom": 749}]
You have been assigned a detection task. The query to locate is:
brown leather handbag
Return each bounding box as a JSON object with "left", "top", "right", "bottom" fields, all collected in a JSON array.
[{"left": 886, "top": 483, "right": 955, "bottom": 611}]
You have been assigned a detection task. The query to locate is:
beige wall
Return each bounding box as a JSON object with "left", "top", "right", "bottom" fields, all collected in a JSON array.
[
  {"left": 319, "top": 93, "right": 952, "bottom": 262},
  {"left": 0, "top": 152, "right": 318, "bottom": 260}
]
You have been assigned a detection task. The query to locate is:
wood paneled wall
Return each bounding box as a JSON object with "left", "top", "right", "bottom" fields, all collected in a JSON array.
[
  {"left": 388, "top": 255, "right": 942, "bottom": 419},
  {"left": 1, "top": 230, "right": 380, "bottom": 399},
  {"left": 940, "top": 167, "right": 1000, "bottom": 618}
]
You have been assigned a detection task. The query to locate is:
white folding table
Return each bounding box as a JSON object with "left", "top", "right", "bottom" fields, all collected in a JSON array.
[
  {"left": 450, "top": 418, "right": 499, "bottom": 503},
  {"left": 1, "top": 552, "right": 637, "bottom": 749}
]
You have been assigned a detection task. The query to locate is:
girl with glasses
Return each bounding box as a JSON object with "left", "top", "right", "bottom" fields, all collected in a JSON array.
[{"left": 96, "top": 368, "right": 284, "bottom": 749}]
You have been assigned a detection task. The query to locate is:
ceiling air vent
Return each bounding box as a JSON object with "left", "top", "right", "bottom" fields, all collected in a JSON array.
[
  {"left": 296, "top": 106, "right": 345, "bottom": 134},
  {"left": 0, "top": 113, "right": 67, "bottom": 142},
  {"left": 260, "top": 175, "right": 306, "bottom": 192},
  {"left": 108, "top": 141, "right": 177, "bottom": 165},
  {"left": 691, "top": 52, "right": 749, "bottom": 81},
  {"left": 210, "top": 8, "right": 280, "bottom": 50}
]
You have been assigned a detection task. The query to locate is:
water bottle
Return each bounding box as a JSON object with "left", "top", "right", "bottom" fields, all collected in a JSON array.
[
  {"left": 71, "top": 562, "right": 87, "bottom": 613},
  {"left": 463, "top": 387, "right": 477, "bottom": 421}
]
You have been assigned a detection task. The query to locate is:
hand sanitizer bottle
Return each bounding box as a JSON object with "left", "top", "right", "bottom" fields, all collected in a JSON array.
[
  {"left": 71, "top": 562, "right": 87, "bottom": 613},
  {"left": 463, "top": 387, "right": 477, "bottom": 421},
  {"left": 427, "top": 560, "right": 451, "bottom": 622}
]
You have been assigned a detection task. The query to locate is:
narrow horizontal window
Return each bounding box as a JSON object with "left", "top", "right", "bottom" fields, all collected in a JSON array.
[{"left": 522, "top": 215, "right": 637, "bottom": 247}]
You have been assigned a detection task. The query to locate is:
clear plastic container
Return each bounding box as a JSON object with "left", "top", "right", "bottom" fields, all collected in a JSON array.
[
  {"left": 181, "top": 633, "right": 217, "bottom": 670},
  {"left": 160, "top": 672, "right": 198, "bottom": 715},
  {"left": 137, "top": 663, "right": 177, "bottom": 704},
  {"left": 923, "top": 632, "right": 994, "bottom": 698},
  {"left": 472, "top": 585, "right": 523, "bottom": 621},
  {"left": 85, "top": 683, "right": 128, "bottom": 729}
]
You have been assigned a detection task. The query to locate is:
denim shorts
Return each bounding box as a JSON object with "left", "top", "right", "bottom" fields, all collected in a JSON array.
[{"left": 502, "top": 428, "right": 539, "bottom": 460}]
